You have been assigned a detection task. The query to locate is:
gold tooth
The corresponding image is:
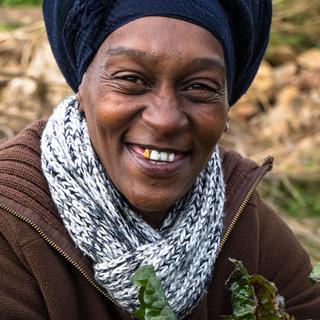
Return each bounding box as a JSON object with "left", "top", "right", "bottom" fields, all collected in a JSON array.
[
  {"left": 143, "top": 149, "right": 151, "bottom": 159},
  {"left": 144, "top": 149, "right": 174, "bottom": 162}
]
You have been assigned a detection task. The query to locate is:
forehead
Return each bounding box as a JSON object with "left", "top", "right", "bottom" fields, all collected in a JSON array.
[{"left": 96, "top": 16, "right": 225, "bottom": 67}]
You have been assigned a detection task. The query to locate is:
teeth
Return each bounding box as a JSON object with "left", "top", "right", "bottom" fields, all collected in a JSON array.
[
  {"left": 143, "top": 149, "right": 151, "bottom": 158},
  {"left": 160, "top": 152, "right": 168, "bottom": 161},
  {"left": 144, "top": 149, "right": 175, "bottom": 162},
  {"left": 168, "top": 153, "right": 175, "bottom": 162},
  {"left": 150, "top": 150, "right": 159, "bottom": 161}
]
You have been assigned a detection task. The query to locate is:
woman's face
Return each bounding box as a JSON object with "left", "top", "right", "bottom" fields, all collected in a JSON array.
[{"left": 79, "top": 17, "right": 228, "bottom": 218}]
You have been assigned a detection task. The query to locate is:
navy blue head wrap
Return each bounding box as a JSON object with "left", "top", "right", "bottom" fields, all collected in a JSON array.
[{"left": 43, "top": 0, "right": 272, "bottom": 106}]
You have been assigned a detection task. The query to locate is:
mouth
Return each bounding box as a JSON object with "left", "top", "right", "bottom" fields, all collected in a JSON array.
[
  {"left": 126, "top": 143, "right": 190, "bottom": 177},
  {"left": 143, "top": 148, "right": 175, "bottom": 162},
  {"left": 127, "top": 143, "right": 188, "bottom": 163}
]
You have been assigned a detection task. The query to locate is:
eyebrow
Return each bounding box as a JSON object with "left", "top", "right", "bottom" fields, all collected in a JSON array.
[
  {"left": 103, "top": 46, "right": 225, "bottom": 72},
  {"left": 105, "top": 47, "right": 150, "bottom": 60}
]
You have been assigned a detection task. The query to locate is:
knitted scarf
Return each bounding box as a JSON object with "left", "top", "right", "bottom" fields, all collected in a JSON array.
[{"left": 41, "top": 96, "right": 225, "bottom": 319}]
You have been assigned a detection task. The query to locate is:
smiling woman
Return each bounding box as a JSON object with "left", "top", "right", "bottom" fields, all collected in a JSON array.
[{"left": 0, "top": 1, "right": 319, "bottom": 320}]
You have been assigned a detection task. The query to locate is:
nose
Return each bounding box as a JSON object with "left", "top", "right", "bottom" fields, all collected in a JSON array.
[{"left": 141, "top": 88, "right": 188, "bottom": 136}]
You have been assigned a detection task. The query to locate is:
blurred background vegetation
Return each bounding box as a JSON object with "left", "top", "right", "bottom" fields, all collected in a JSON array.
[
  {"left": 0, "top": 0, "right": 41, "bottom": 5},
  {"left": 0, "top": 0, "right": 319, "bottom": 260},
  {"left": 271, "top": 0, "right": 320, "bottom": 51}
]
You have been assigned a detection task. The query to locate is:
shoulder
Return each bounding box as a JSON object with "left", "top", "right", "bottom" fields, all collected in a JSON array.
[
  {"left": 218, "top": 145, "right": 273, "bottom": 232},
  {"left": 217, "top": 190, "right": 320, "bottom": 318},
  {"left": 0, "top": 120, "right": 46, "bottom": 149},
  {"left": 0, "top": 119, "right": 47, "bottom": 179},
  {"left": 217, "top": 146, "right": 317, "bottom": 300},
  {"left": 0, "top": 120, "right": 46, "bottom": 175},
  {"left": 219, "top": 145, "right": 261, "bottom": 180},
  {"left": 0, "top": 120, "right": 59, "bottom": 229},
  {"left": 0, "top": 120, "right": 51, "bottom": 207},
  {"left": 251, "top": 192, "right": 320, "bottom": 318}
]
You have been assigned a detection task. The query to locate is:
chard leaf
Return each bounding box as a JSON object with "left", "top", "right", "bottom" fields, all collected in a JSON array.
[
  {"left": 224, "top": 258, "right": 256, "bottom": 319},
  {"left": 223, "top": 258, "right": 295, "bottom": 320},
  {"left": 309, "top": 262, "right": 320, "bottom": 284},
  {"left": 131, "top": 265, "right": 177, "bottom": 320}
]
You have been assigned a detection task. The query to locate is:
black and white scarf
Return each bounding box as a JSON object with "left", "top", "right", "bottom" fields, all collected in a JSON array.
[{"left": 41, "top": 96, "right": 225, "bottom": 318}]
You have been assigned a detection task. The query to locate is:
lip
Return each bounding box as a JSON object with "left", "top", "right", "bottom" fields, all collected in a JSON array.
[{"left": 126, "top": 143, "right": 190, "bottom": 178}]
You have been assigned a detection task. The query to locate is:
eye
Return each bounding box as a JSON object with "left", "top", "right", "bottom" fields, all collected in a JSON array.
[
  {"left": 186, "top": 83, "right": 215, "bottom": 92},
  {"left": 119, "top": 75, "right": 145, "bottom": 85},
  {"left": 113, "top": 73, "right": 149, "bottom": 87},
  {"left": 109, "top": 72, "right": 151, "bottom": 95},
  {"left": 181, "top": 79, "right": 225, "bottom": 103}
]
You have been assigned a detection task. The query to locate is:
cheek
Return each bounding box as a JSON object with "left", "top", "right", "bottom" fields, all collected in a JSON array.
[
  {"left": 192, "top": 109, "right": 227, "bottom": 168},
  {"left": 195, "top": 107, "right": 228, "bottom": 144},
  {"left": 91, "top": 92, "right": 143, "bottom": 132},
  {"left": 81, "top": 74, "right": 119, "bottom": 122}
]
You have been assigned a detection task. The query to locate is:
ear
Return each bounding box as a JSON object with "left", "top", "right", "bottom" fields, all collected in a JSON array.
[{"left": 77, "top": 72, "right": 87, "bottom": 112}]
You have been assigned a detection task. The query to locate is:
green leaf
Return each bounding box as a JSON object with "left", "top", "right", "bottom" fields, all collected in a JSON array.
[
  {"left": 224, "top": 259, "right": 256, "bottom": 319},
  {"left": 131, "top": 265, "right": 177, "bottom": 320},
  {"left": 249, "top": 274, "right": 286, "bottom": 319},
  {"left": 309, "top": 262, "right": 320, "bottom": 285},
  {"left": 223, "top": 258, "right": 295, "bottom": 320}
]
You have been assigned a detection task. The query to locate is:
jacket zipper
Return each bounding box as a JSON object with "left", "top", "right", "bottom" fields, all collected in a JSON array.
[
  {"left": 216, "top": 156, "right": 273, "bottom": 258},
  {"left": 0, "top": 203, "right": 122, "bottom": 309},
  {"left": 0, "top": 157, "right": 272, "bottom": 307}
]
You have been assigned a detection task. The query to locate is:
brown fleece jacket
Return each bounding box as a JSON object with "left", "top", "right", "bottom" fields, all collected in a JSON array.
[{"left": 0, "top": 121, "right": 319, "bottom": 320}]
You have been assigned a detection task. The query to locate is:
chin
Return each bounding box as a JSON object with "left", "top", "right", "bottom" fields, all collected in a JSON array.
[{"left": 125, "top": 191, "right": 178, "bottom": 215}]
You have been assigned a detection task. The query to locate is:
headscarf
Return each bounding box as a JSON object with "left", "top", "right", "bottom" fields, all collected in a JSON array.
[{"left": 43, "top": 0, "right": 272, "bottom": 106}]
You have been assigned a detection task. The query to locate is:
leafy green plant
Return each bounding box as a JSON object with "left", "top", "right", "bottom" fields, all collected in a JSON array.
[
  {"left": 131, "top": 261, "right": 319, "bottom": 320},
  {"left": 309, "top": 262, "right": 320, "bottom": 285},
  {"left": 224, "top": 259, "right": 295, "bottom": 320},
  {"left": 131, "top": 265, "right": 177, "bottom": 320}
]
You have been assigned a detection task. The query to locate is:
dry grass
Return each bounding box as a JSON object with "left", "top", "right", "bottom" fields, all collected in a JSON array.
[{"left": 273, "top": 0, "right": 320, "bottom": 36}]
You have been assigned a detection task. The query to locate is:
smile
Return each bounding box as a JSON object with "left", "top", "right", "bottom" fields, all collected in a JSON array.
[
  {"left": 126, "top": 143, "right": 190, "bottom": 177},
  {"left": 127, "top": 143, "right": 187, "bottom": 163},
  {"left": 143, "top": 149, "right": 175, "bottom": 162}
]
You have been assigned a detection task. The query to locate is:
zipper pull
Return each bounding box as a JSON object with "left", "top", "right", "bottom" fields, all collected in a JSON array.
[{"left": 263, "top": 156, "right": 274, "bottom": 171}]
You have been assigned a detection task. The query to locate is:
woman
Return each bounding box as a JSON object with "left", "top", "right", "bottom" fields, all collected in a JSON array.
[{"left": 0, "top": 0, "right": 319, "bottom": 319}]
